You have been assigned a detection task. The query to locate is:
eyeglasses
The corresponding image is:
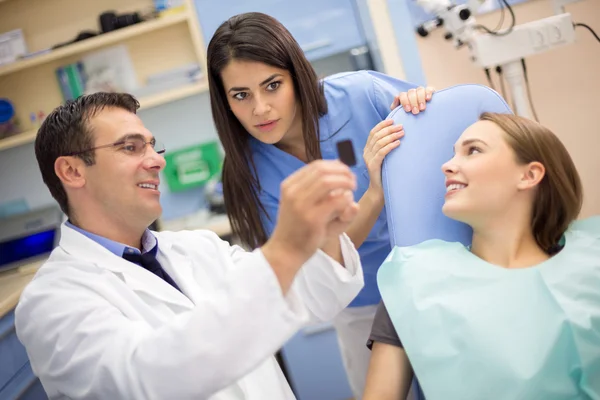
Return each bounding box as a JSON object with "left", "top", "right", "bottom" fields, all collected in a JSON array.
[{"left": 65, "top": 136, "right": 166, "bottom": 158}]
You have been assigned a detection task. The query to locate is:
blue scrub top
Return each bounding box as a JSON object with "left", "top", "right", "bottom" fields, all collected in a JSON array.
[{"left": 250, "top": 70, "right": 417, "bottom": 307}]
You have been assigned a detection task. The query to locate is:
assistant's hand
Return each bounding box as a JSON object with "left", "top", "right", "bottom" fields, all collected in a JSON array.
[
  {"left": 390, "top": 86, "right": 435, "bottom": 114},
  {"left": 364, "top": 119, "right": 404, "bottom": 193}
]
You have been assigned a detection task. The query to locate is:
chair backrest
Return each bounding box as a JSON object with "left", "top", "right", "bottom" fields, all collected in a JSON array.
[{"left": 382, "top": 84, "right": 512, "bottom": 248}]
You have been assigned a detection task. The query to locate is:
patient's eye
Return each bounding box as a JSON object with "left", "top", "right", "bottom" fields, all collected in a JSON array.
[{"left": 468, "top": 146, "right": 481, "bottom": 155}]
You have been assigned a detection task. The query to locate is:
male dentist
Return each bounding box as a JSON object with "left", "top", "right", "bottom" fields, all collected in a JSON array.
[{"left": 15, "top": 92, "right": 364, "bottom": 400}]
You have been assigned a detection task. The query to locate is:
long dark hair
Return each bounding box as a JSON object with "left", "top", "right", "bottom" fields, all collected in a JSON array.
[
  {"left": 480, "top": 112, "right": 583, "bottom": 253},
  {"left": 207, "top": 12, "right": 327, "bottom": 249}
]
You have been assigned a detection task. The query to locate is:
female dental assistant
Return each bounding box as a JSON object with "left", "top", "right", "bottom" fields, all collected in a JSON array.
[{"left": 206, "top": 12, "right": 433, "bottom": 397}]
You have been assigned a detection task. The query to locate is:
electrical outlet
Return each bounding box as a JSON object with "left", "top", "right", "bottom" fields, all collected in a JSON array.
[{"left": 469, "top": 13, "right": 575, "bottom": 67}]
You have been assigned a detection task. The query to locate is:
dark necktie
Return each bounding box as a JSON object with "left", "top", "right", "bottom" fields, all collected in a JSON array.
[{"left": 123, "top": 247, "right": 182, "bottom": 293}]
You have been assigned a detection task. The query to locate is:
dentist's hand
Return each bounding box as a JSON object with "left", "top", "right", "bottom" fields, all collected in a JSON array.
[
  {"left": 391, "top": 86, "right": 435, "bottom": 114},
  {"left": 262, "top": 160, "right": 359, "bottom": 292}
]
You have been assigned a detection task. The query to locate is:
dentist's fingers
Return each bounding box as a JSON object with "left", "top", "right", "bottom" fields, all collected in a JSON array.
[{"left": 284, "top": 160, "right": 356, "bottom": 207}]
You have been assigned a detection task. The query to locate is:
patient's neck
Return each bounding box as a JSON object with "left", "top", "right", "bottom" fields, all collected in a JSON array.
[{"left": 470, "top": 214, "right": 549, "bottom": 269}]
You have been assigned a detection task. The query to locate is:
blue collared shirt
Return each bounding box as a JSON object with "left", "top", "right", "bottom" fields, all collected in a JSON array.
[
  {"left": 66, "top": 221, "right": 183, "bottom": 293},
  {"left": 66, "top": 221, "right": 157, "bottom": 257}
]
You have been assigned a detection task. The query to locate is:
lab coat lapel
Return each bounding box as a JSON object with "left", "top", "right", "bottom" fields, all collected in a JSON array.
[
  {"left": 153, "top": 236, "right": 204, "bottom": 305},
  {"left": 59, "top": 224, "right": 192, "bottom": 310}
]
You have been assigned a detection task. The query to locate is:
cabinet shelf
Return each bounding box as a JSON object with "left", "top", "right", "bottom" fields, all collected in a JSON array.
[
  {"left": 0, "top": 11, "right": 190, "bottom": 78},
  {"left": 138, "top": 80, "right": 208, "bottom": 110},
  {"left": 0, "top": 130, "right": 37, "bottom": 151},
  {"left": 0, "top": 80, "right": 209, "bottom": 152}
]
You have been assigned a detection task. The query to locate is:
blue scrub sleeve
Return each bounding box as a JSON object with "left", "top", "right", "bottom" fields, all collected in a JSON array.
[
  {"left": 366, "top": 70, "right": 419, "bottom": 120},
  {"left": 258, "top": 192, "right": 279, "bottom": 238}
]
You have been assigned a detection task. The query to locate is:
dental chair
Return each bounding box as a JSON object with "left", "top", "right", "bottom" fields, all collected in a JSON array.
[{"left": 380, "top": 84, "right": 512, "bottom": 400}]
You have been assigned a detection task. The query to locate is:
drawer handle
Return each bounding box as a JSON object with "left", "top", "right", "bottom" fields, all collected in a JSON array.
[{"left": 301, "top": 40, "right": 332, "bottom": 53}]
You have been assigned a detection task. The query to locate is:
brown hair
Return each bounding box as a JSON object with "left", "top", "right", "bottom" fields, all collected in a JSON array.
[
  {"left": 35, "top": 92, "right": 140, "bottom": 217},
  {"left": 480, "top": 112, "right": 583, "bottom": 253},
  {"left": 207, "top": 12, "right": 327, "bottom": 249}
]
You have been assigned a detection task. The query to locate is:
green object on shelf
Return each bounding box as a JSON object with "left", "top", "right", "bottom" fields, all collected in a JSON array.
[
  {"left": 56, "top": 62, "right": 86, "bottom": 102},
  {"left": 163, "top": 141, "right": 222, "bottom": 192}
]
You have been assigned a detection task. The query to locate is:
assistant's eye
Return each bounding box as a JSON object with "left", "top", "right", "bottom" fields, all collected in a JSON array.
[
  {"left": 233, "top": 92, "right": 248, "bottom": 101},
  {"left": 266, "top": 81, "right": 281, "bottom": 91}
]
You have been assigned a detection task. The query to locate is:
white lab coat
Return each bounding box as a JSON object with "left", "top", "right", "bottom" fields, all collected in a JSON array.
[{"left": 15, "top": 223, "right": 364, "bottom": 400}]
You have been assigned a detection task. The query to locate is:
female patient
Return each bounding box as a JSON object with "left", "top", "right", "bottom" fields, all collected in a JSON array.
[{"left": 364, "top": 112, "right": 600, "bottom": 399}]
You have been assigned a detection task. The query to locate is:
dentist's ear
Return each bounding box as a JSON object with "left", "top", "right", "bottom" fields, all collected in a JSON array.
[
  {"left": 517, "top": 161, "right": 545, "bottom": 190},
  {"left": 55, "top": 156, "right": 87, "bottom": 189}
]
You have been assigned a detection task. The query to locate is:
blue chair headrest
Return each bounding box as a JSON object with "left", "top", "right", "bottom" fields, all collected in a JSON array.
[{"left": 382, "top": 84, "right": 512, "bottom": 248}]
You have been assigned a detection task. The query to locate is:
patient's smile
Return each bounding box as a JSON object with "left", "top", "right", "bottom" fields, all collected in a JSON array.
[{"left": 446, "top": 183, "right": 467, "bottom": 194}]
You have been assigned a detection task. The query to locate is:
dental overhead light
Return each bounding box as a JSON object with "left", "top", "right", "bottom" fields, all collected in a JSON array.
[{"left": 413, "top": 0, "right": 598, "bottom": 121}]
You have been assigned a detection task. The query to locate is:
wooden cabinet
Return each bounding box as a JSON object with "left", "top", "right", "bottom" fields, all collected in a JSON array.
[{"left": 0, "top": 0, "right": 208, "bottom": 152}]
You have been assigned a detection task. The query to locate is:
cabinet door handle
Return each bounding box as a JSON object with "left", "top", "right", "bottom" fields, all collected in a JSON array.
[{"left": 301, "top": 39, "right": 332, "bottom": 53}]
